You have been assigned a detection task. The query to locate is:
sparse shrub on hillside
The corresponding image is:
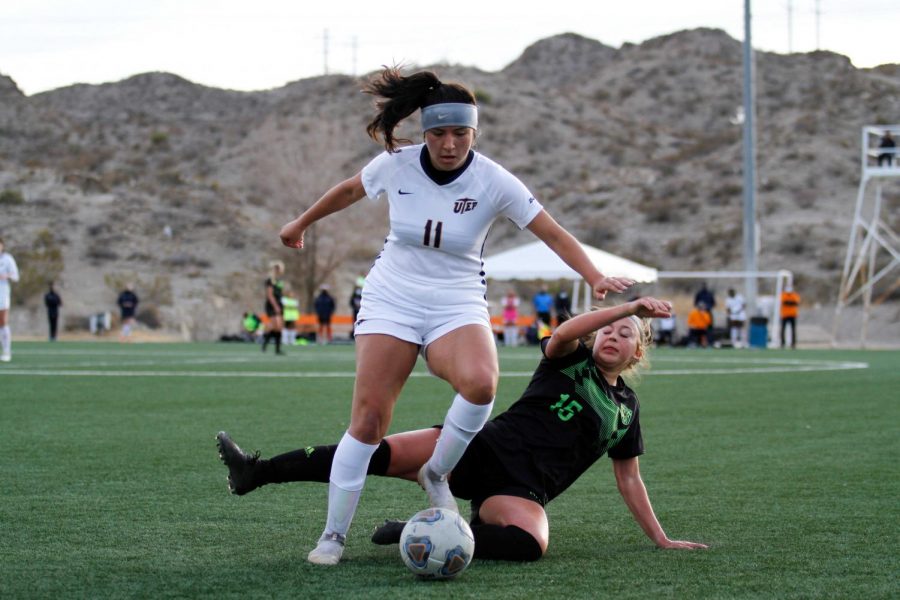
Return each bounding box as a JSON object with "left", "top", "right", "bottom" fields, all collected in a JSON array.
[
  {"left": 709, "top": 182, "right": 742, "bottom": 206},
  {"left": 794, "top": 189, "right": 817, "bottom": 209},
  {"left": 136, "top": 306, "right": 162, "bottom": 329},
  {"left": 664, "top": 130, "right": 740, "bottom": 162},
  {"left": 637, "top": 194, "right": 677, "bottom": 223},
  {"left": 581, "top": 215, "right": 619, "bottom": 246},
  {"left": 474, "top": 89, "right": 493, "bottom": 105},
  {"left": 10, "top": 229, "right": 64, "bottom": 306},
  {"left": 618, "top": 86, "right": 635, "bottom": 101},
  {"left": 158, "top": 170, "right": 183, "bottom": 186},
  {"left": 60, "top": 146, "right": 111, "bottom": 172},
  {"left": 85, "top": 244, "right": 119, "bottom": 263},
  {"left": 150, "top": 131, "right": 169, "bottom": 147},
  {"left": 817, "top": 251, "right": 841, "bottom": 271},
  {"left": 163, "top": 254, "right": 211, "bottom": 269},
  {"left": 794, "top": 114, "right": 818, "bottom": 135},
  {"left": 776, "top": 226, "right": 813, "bottom": 255},
  {"left": 0, "top": 189, "right": 24, "bottom": 205}
]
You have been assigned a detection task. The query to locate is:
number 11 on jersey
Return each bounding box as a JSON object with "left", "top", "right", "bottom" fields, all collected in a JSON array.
[{"left": 423, "top": 220, "right": 443, "bottom": 248}]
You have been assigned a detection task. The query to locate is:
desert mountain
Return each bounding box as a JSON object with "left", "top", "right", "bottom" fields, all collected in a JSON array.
[{"left": 1, "top": 28, "right": 898, "bottom": 340}]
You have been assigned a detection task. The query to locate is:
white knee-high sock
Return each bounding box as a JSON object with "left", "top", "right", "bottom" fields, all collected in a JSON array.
[
  {"left": 324, "top": 431, "right": 379, "bottom": 536},
  {"left": 428, "top": 394, "right": 494, "bottom": 476},
  {"left": 0, "top": 325, "right": 10, "bottom": 355}
]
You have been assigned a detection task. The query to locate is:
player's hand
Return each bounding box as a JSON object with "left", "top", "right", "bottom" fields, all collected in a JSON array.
[
  {"left": 631, "top": 297, "right": 673, "bottom": 319},
  {"left": 590, "top": 276, "right": 634, "bottom": 300},
  {"left": 657, "top": 538, "right": 709, "bottom": 550},
  {"left": 279, "top": 219, "right": 305, "bottom": 249}
]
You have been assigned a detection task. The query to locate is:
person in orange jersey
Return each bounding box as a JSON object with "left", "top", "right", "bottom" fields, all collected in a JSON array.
[{"left": 780, "top": 285, "right": 800, "bottom": 349}]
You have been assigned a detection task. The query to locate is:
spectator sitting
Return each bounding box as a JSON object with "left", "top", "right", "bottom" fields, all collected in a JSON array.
[
  {"left": 554, "top": 289, "right": 572, "bottom": 325},
  {"left": 878, "top": 131, "right": 895, "bottom": 167},
  {"left": 656, "top": 313, "right": 676, "bottom": 347},
  {"left": 242, "top": 312, "right": 263, "bottom": 343}
]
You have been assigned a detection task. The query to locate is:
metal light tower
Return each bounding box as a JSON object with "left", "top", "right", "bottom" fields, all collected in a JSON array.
[{"left": 742, "top": 0, "right": 759, "bottom": 316}]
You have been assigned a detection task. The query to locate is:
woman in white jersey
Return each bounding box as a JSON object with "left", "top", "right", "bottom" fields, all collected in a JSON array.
[
  {"left": 277, "top": 67, "right": 634, "bottom": 565},
  {"left": 0, "top": 237, "right": 21, "bottom": 362}
]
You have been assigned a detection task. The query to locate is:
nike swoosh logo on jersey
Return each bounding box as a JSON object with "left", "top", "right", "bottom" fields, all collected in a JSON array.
[{"left": 398, "top": 189, "right": 413, "bottom": 195}]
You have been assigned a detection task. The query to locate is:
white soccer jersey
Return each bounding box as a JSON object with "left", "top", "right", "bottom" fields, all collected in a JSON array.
[
  {"left": 726, "top": 294, "right": 747, "bottom": 321},
  {"left": 361, "top": 144, "right": 543, "bottom": 289},
  {"left": 0, "top": 252, "right": 19, "bottom": 310}
]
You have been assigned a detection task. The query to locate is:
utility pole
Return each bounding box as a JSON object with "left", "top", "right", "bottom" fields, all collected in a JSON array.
[
  {"left": 787, "top": 0, "right": 794, "bottom": 53},
  {"left": 815, "top": 0, "right": 822, "bottom": 50},
  {"left": 742, "top": 0, "right": 759, "bottom": 317},
  {"left": 323, "top": 29, "right": 330, "bottom": 75}
]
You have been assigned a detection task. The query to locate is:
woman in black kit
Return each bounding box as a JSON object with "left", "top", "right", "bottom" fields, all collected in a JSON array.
[{"left": 217, "top": 297, "right": 707, "bottom": 561}]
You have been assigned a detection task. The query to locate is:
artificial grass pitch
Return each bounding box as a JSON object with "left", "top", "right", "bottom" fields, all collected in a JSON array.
[{"left": 1, "top": 342, "right": 897, "bottom": 598}]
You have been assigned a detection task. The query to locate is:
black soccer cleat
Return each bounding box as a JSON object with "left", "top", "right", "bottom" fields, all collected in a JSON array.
[
  {"left": 370, "top": 520, "right": 406, "bottom": 545},
  {"left": 215, "top": 431, "right": 263, "bottom": 496}
]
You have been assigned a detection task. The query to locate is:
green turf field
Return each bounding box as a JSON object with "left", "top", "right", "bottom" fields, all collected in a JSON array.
[{"left": 1, "top": 342, "right": 897, "bottom": 599}]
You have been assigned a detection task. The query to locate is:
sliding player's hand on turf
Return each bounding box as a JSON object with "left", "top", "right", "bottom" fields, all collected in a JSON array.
[
  {"left": 631, "top": 297, "right": 673, "bottom": 319},
  {"left": 279, "top": 219, "right": 306, "bottom": 249},
  {"left": 657, "top": 538, "right": 709, "bottom": 550},
  {"left": 590, "top": 276, "right": 635, "bottom": 300}
]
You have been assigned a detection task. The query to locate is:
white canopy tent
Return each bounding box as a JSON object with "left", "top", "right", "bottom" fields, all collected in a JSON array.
[{"left": 483, "top": 241, "right": 658, "bottom": 314}]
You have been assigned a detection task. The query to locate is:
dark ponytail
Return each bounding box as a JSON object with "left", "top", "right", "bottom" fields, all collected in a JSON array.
[{"left": 363, "top": 67, "right": 476, "bottom": 152}]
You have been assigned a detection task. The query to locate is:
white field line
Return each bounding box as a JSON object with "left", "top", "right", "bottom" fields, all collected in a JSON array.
[{"left": 0, "top": 360, "right": 869, "bottom": 378}]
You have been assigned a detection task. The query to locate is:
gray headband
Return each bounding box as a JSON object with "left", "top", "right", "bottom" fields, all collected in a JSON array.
[{"left": 421, "top": 103, "right": 478, "bottom": 131}]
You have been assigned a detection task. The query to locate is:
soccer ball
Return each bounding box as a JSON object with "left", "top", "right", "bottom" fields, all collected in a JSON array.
[{"left": 399, "top": 508, "right": 475, "bottom": 580}]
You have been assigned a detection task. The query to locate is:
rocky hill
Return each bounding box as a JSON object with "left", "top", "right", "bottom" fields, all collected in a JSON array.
[{"left": 1, "top": 28, "right": 898, "bottom": 341}]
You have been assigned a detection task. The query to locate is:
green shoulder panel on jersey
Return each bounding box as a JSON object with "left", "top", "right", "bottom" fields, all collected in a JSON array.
[{"left": 559, "top": 359, "right": 630, "bottom": 451}]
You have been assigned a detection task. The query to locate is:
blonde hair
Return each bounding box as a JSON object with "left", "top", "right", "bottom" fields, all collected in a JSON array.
[{"left": 269, "top": 260, "right": 285, "bottom": 276}]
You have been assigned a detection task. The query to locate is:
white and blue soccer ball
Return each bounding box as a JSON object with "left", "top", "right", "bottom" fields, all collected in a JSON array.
[{"left": 399, "top": 508, "right": 475, "bottom": 580}]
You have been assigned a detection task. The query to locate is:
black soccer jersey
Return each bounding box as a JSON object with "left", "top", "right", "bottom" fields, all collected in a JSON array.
[
  {"left": 477, "top": 338, "right": 643, "bottom": 503},
  {"left": 264, "top": 278, "right": 284, "bottom": 312}
]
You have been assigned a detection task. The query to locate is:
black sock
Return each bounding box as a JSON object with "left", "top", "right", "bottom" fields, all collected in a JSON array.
[
  {"left": 275, "top": 330, "right": 282, "bottom": 352},
  {"left": 260, "top": 440, "right": 392, "bottom": 485},
  {"left": 472, "top": 524, "right": 543, "bottom": 562}
]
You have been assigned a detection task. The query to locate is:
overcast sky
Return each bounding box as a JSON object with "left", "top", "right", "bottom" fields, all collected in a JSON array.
[{"left": 2, "top": 0, "right": 898, "bottom": 96}]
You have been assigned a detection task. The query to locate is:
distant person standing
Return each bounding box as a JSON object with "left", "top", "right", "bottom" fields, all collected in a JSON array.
[
  {"left": 117, "top": 285, "right": 139, "bottom": 342},
  {"left": 532, "top": 287, "right": 553, "bottom": 327},
  {"left": 780, "top": 285, "right": 800, "bottom": 349},
  {"left": 262, "top": 261, "right": 285, "bottom": 354},
  {"left": 501, "top": 289, "right": 520, "bottom": 347},
  {"left": 314, "top": 285, "right": 336, "bottom": 344},
  {"left": 44, "top": 282, "right": 63, "bottom": 342},
  {"left": 554, "top": 289, "right": 572, "bottom": 325},
  {"left": 348, "top": 285, "right": 363, "bottom": 340},
  {"left": 725, "top": 288, "right": 747, "bottom": 349},
  {"left": 281, "top": 289, "right": 300, "bottom": 346},
  {"left": 878, "top": 131, "right": 895, "bottom": 167},
  {"left": 0, "top": 237, "right": 20, "bottom": 362}
]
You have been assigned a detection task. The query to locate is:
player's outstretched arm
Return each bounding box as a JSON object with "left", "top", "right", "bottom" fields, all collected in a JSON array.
[
  {"left": 612, "top": 457, "right": 708, "bottom": 550},
  {"left": 525, "top": 211, "right": 634, "bottom": 300},
  {"left": 280, "top": 173, "right": 367, "bottom": 248},
  {"left": 545, "top": 297, "right": 672, "bottom": 359}
]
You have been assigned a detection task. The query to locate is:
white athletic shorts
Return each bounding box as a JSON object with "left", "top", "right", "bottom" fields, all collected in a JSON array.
[
  {"left": 355, "top": 270, "right": 491, "bottom": 348},
  {"left": 0, "top": 286, "right": 9, "bottom": 311}
]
